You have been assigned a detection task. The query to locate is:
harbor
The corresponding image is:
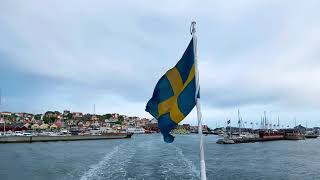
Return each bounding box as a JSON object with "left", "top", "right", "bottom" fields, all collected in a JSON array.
[{"left": 215, "top": 111, "right": 319, "bottom": 144}]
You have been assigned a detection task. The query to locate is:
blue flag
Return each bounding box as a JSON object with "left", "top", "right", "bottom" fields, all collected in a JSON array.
[{"left": 146, "top": 39, "right": 198, "bottom": 143}]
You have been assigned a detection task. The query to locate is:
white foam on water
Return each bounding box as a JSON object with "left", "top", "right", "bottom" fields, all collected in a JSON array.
[
  {"left": 80, "top": 145, "right": 120, "bottom": 180},
  {"left": 80, "top": 142, "right": 136, "bottom": 180},
  {"left": 175, "top": 146, "right": 200, "bottom": 178},
  {"left": 160, "top": 145, "right": 200, "bottom": 180}
]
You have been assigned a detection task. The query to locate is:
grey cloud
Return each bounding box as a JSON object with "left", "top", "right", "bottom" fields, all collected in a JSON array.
[{"left": 1, "top": 1, "right": 320, "bottom": 127}]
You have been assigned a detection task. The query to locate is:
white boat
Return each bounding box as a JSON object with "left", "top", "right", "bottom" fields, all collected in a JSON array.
[
  {"left": 14, "top": 131, "right": 24, "bottom": 136},
  {"left": 239, "top": 133, "right": 259, "bottom": 139},
  {"left": 127, "top": 127, "right": 145, "bottom": 134},
  {"left": 23, "top": 132, "right": 32, "bottom": 136},
  {"left": 216, "top": 137, "right": 235, "bottom": 144}
]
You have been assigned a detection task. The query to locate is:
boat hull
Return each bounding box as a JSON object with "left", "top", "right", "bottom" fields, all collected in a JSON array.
[
  {"left": 284, "top": 133, "right": 305, "bottom": 140},
  {"left": 305, "top": 135, "right": 318, "bottom": 138},
  {"left": 216, "top": 138, "right": 235, "bottom": 144}
]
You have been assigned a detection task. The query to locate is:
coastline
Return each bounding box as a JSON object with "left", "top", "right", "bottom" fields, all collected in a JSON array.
[{"left": 0, "top": 133, "right": 131, "bottom": 143}]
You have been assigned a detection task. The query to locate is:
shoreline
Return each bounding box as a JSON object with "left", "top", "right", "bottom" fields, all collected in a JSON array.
[{"left": 0, "top": 133, "right": 131, "bottom": 143}]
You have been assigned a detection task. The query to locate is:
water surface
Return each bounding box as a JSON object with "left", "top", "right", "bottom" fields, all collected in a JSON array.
[{"left": 0, "top": 134, "right": 319, "bottom": 180}]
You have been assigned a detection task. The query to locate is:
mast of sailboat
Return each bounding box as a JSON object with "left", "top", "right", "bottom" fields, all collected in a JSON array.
[
  {"left": 228, "top": 118, "right": 232, "bottom": 138},
  {"left": 269, "top": 112, "right": 272, "bottom": 130},
  {"left": 238, "top": 109, "right": 241, "bottom": 135},
  {"left": 306, "top": 120, "right": 308, "bottom": 129},
  {"left": 94, "top": 104, "right": 96, "bottom": 116},
  {"left": 264, "top": 111, "right": 267, "bottom": 130}
]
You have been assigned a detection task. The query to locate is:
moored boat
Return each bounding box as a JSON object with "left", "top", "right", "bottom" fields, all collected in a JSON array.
[
  {"left": 259, "top": 131, "right": 284, "bottom": 140},
  {"left": 127, "top": 127, "right": 145, "bottom": 134},
  {"left": 304, "top": 131, "right": 318, "bottom": 138},
  {"left": 216, "top": 137, "right": 235, "bottom": 144},
  {"left": 284, "top": 132, "right": 305, "bottom": 140}
]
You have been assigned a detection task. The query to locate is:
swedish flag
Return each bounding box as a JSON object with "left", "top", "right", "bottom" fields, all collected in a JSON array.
[{"left": 146, "top": 39, "right": 198, "bottom": 143}]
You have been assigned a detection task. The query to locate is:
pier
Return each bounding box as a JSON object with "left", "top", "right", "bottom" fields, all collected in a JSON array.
[
  {"left": 0, "top": 133, "right": 131, "bottom": 143},
  {"left": 216, "top": 133, "right": 313, "bottom": 144}
]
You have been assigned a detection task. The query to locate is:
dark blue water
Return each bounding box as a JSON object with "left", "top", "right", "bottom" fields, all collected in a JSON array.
[{"left": 0, "top": 134, "right": 320, "bottom": 180}]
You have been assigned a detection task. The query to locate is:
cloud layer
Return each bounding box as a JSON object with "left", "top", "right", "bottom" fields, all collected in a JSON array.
[{"left": 1, "top": 0, "right": 320, "bottom": 127}]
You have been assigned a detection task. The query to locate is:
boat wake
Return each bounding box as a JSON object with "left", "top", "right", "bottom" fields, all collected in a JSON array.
[
  {"left": 80, "top": 142, "right": 136, "bottom": 180},
  {"left": 175, "top": 146, "right": 199, "bottom": 178},
  {"left": 80, "top": 136, "right": 199, "bottom": 180},
  {"left": 160, "top": 145, "right": 199, "bottom": 180}
]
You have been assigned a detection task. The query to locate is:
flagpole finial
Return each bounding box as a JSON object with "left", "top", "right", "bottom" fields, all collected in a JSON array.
[{"left": 190, "top": 21, "right": 196, "bottom": 35}]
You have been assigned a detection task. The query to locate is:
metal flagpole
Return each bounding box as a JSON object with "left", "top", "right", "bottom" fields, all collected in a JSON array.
[{"left": 191, "top": 21, "right": 207, "bottom": 180}]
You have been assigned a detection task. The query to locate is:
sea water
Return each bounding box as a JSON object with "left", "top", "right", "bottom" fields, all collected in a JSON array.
[{"left": 0, "top": 134, "right": 320, "bottom": 180}]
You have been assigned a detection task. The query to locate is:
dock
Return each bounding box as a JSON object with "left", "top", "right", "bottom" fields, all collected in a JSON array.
[
  {"left": 217, "top": 137, "right": 284, "bottom": 144},
  {"left": 0, "top": 133, "right": 131, "bottom": 143},
  {"left": 216, "top": 134, "right": 313, "bottom": 144}
]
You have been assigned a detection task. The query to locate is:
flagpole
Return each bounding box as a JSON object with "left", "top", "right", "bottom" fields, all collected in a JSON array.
[{"left": 191, "top": 21, "right": 207, "bottom": 180}]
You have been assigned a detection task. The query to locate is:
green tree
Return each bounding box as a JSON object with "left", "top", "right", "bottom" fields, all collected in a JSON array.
[
  {"left": 7, "top": 114, "right": 16, "bottom": 121},
  {"left": 34, "top": 114, "right": 42, "bottom": 120},
  {"left": 102, "top": 114, "right": 112, "bottom": 120},
  {"left": 63, "top": 113, "right": 72, "bottom": 120},
  {"left": 43, "top": 116, "right": 57, "bottom": 124},
  {"left": 114, "top": 121, "right": 122, "bottom": 125},
  {"left": 118, "top": 115, "right": 124, "bottom": 122},
  {"left": 43, "top": 116, "right": 50, "bottom": 124},
  {"left": 50, "top": 117, "right": 57, "bottom": 123}
]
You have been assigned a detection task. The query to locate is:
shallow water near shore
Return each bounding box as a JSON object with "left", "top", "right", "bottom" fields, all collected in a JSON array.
[{"left": 0, "top": 134, "right": 320, "bottom": 180}]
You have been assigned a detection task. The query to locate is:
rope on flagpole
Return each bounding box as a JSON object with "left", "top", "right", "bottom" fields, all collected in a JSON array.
[{"left": 191, "top": 21, "right": 207, "bottom": 180}]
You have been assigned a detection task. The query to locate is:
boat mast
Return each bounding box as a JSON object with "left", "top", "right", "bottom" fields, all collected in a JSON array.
[
  {"left": 264, "top": 111, "right": 267, "bottom": 130},
  {"left": 306, "top": 120, "right": 308, "bottom": 129},
  {"left": 94, "top": 104, "right": 96, "bottom": 116},
  {"left": 229, "top": 118, "right": 232, "bottom": 138},
  {"left": 238, "top": 109, "right": 241, "bottom": 135}
]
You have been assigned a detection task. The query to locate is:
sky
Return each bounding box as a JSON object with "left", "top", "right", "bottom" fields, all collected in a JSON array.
[{"left": 1, "top": 0, "right": 320, "bottom": 128}]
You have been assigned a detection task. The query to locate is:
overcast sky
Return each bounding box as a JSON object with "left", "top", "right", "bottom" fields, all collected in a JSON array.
[{"left": 1, "top": 0, "right": 320, "bottom": 128}]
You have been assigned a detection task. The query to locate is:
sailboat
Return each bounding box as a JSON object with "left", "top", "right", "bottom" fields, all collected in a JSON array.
[{"left": 258, "top": 111, "right": 284, "bottom": 140}]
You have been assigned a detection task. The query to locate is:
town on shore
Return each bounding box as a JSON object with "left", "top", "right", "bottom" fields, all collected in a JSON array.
[
  {"left": 0, "top": 110, "right": 210, "bottom": 136},
  {"left": 1, "top": 110, "right": 319, "bottom": 145}
]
